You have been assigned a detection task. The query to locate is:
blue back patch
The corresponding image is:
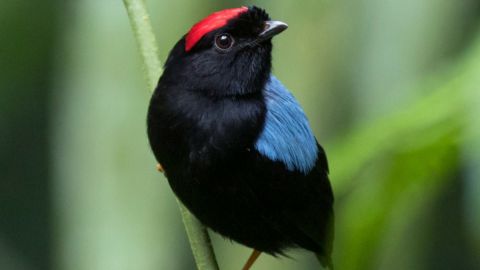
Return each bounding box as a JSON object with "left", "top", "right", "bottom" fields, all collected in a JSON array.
[{"left": 255, "top": 75, "right": 318, "bottom": 174}]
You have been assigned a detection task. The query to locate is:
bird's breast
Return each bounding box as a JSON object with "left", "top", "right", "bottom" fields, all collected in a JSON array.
[{"left": 148, "top": 88, "right": 266, "bottom": 173}]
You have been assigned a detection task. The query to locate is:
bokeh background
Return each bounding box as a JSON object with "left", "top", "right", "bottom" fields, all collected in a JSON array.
[{"left": 2, "top": 0, "right": 480, "bottom": 269}]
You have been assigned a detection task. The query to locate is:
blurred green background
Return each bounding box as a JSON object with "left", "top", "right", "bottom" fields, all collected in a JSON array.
[{"left": 1, "top": 0, "right": 480, "bottom": 269}]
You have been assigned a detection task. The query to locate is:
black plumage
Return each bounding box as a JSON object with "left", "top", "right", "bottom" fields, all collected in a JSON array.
[{"left": 147, "top": 6, "right": 334, "bottom": 268}]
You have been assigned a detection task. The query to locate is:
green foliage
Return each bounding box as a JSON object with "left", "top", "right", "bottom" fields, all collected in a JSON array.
[{"left": 1, "top": 1, "right": 479, "bottom": 270}]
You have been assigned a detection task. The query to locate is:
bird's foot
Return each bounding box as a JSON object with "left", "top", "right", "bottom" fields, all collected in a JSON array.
[
  {"left": 242, "top": 249, "right": 261, "bottom": 270},
  {"left": 156, "top": 163, "right": 164, "bottom": 173}
]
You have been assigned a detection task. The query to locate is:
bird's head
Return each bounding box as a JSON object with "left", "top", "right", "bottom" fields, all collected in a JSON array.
[{"left": 161, "top": 6, "right": 287, "bottom": 96}]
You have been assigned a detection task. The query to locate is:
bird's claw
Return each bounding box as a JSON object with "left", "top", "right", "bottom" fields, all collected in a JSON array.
[{"left": 156, "top": 163, "right": 164, "bottom": 173}]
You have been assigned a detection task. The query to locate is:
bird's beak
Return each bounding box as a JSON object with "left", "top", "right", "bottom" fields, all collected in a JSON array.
[{"left": 257, "top": 20, "right": 288, "bottom": 42}]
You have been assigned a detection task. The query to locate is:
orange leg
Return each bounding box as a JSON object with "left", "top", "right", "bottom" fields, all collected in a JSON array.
[
  {"left": 156, "top": 163, "right": 164, "bottom": 173},
  {"left": 242, "top": 249, "right": 261, "bottom": 270}
]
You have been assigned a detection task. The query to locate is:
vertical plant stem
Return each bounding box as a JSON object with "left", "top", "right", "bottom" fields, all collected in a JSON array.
[
  {"left": 178, "top": 199, "right": 220, "bottom": 270},
  {"left": 122, "top": 1, "right": 220, "bottom": 269},
  {"left": 122, "top": 0, "right": 162, "bottom": 89}
]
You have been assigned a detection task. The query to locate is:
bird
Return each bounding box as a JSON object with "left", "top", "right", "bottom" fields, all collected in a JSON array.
[{"left": 147, "top": 6, "right": 334, "bottom": 270}]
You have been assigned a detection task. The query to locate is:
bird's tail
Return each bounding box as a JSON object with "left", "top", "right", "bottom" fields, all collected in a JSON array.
[{"left": 315, "top": 252, "right": 334, "bottom": 270}]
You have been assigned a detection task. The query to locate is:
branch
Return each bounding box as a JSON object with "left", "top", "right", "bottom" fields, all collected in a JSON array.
[{"left": 122, "top": 1, "right": 220, "bottom": 269}]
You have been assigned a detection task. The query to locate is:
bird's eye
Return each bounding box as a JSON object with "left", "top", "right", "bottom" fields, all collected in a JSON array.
[{"left": 214, "top": 33, "right": 234, "bottom": 51}]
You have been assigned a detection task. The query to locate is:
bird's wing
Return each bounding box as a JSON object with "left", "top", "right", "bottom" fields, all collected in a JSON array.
[
  {"left": 255, "top": 75, "right": 319, "bottom": 175},
  {"left": 247, "top": 146, "right": 334, "bottom": 260},
  {"left": 252, "top": 76, "right": 334, "bottom": 261}
]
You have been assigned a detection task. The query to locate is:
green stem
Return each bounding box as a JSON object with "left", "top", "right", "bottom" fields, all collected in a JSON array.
[
  {"left": 122, "top": 1, "right": 220, "bottom": 269},
  {"left": 178, "top": 199, "right": 220, "bottom": 270},
  {"left": 122, "top": 0, "right": 162, "bottom": 89}
]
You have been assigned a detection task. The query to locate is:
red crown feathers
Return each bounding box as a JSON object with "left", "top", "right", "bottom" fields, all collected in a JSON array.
[{"left": 185, "top": 7, "right": 248, "bottom": 52}]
